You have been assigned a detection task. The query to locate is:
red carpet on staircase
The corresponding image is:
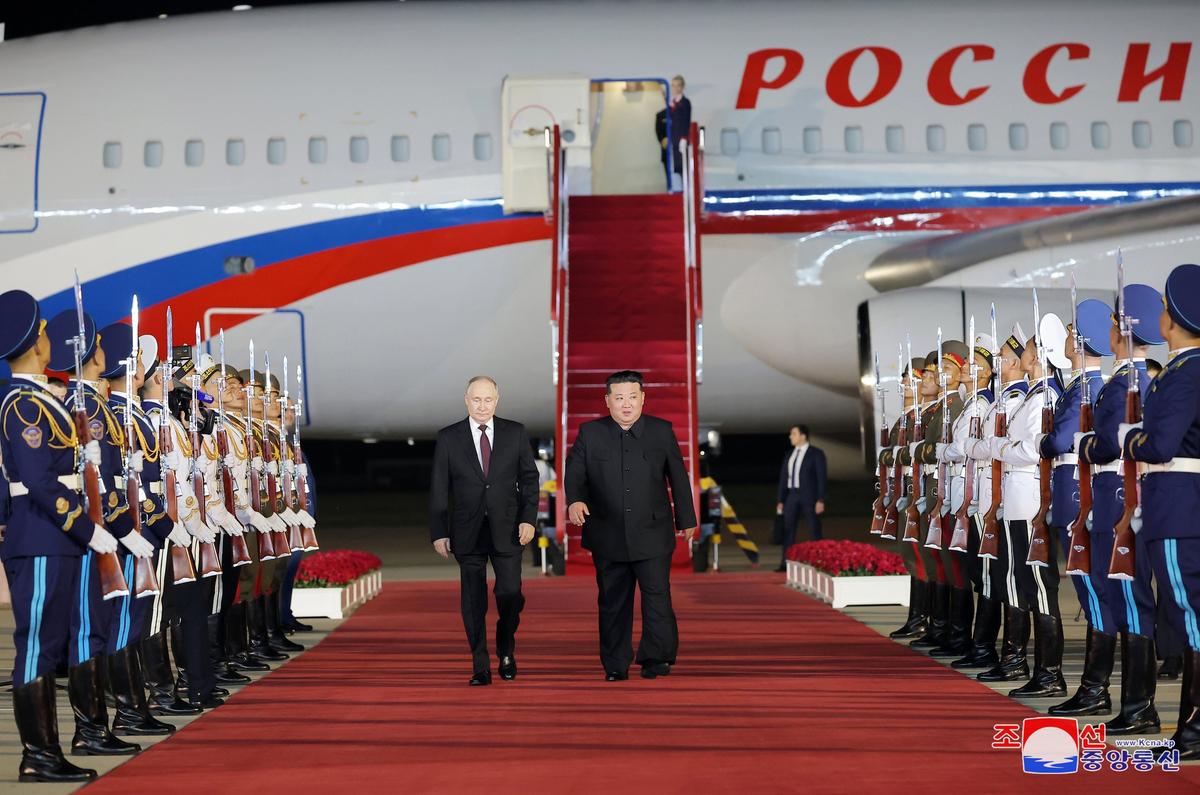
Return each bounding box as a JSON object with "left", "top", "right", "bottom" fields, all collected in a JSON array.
[{"left": 84, "top": 575, "right": 1200, "bottom": 793}]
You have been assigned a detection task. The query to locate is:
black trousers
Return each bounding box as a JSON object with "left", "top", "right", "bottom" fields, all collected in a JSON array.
[
  {"left": 1005, "top": 519, "right": 1061, "bottom": 618},
  {"left": 593, "top": 553, "right": 677, "bottom": 672},
  {"left": 454, "top": 530, "right": 524, "bottom": 672},
  {"left": 780, "top": 490, "right": 822, "bottom": 564}
]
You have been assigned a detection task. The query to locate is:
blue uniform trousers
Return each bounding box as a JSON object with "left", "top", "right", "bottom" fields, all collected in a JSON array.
[
  {"left": 1149, "top": 538, "right": 1200, "bottom": 652},
  {"left": 1059, "top": 524, "right": 1111, "bottom": 632},
  {"left": 5, "top": 555, "right": 81, "bottom": 687},
  {"left": 105, "top": 553, "right": 153, "bottom": 653}
]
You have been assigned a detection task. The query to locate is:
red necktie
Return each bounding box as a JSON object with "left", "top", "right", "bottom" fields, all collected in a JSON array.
[{"left": 479, "top": 425, "right": 491, "bottom": 479}]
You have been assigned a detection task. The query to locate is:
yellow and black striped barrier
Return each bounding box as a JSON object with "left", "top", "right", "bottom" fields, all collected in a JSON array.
[{"left": 700, "top": 476, "right": 760, "bottom": 565}]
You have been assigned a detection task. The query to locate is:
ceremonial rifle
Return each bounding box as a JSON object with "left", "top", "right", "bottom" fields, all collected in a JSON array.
[
  {"left": 925, "top": 328, "right": 949, "bottom": 549},
  {"left": 279, "top": 356, "right": 304, "bottom": 552},
  {"left": 216, "top": 331, "right": 252, "bottom": 567},
  {"left": 293, "top": 363, "right": 319, "bottom": 550},
  {"left": 70, "top": 271, "right": 130, "bottom": 600},
  {"left": 1027, "top": 289, "right": 1055, "bottom": 567},
  {"left": 245, "top": 341, "right": 277, "bottom": 560},
  {"left": 189, "top": 327, "right": 223, "bottom": 578},
  {"left": 1065, "top": 276, "right": 1094, "bottom": 576},
  {"left": 880, "top": 345, "right": 905, "bottom": 540},
  {"left": 901, "top": 335, "right": 925, "bottom": 544},
  {"left": 261, "top": 353, "right": 292, "bottom": 557},
  {"left": 1110, "top": 251, "right": 1140, "bottom": 581},
  {"left": 979, "top": 304, "right": 1005, "bottom": 560},
  {"left": 949, "top": 316, "right": 978, "bottom": 552},
  {"left": 160, "top": 308, "right": 197, "bottom": 584},
  {"left": 122, "top": 296, "right": 160, "bottom": 598},
  {"left": 869, "top": 352, "right": 887, "bottom": 535}
]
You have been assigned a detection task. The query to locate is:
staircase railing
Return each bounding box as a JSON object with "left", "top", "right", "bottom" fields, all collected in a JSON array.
[
  {"left": 679, "top": 122, "right": 705, "bottom": 519},
  {"left": 546, "top": 125, "right": 570, "bottom": 550}
]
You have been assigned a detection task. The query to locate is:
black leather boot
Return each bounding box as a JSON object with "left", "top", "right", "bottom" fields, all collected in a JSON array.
[
  {"left": 911, "top": 582, "right": 948, "bottom": 649},
  {"left": 248, "top": 596, "right": 288, "bottom": 661},
  {"left": 1171, "top": 648, "right": 1200, "bottom": 759},
  {"left": 1009, "top": 612, "right": 1067, "bottom": 697},
  {"left": 267, "top": 592, "right": 304, "bottom": 653},
  {"left": 1049, "top": 627, "right": 1115, "bottom": 715},
  {"left": 14, "top": 677, "right": 97, "bottom": 782},
  {"left": 141, "top": 632, "right": 201, "bottom": 716},
  {"left": 228, "top": 601, "right": 272, "bottom": 671},
  {"left": 68, "top": 658, "right": 140, "bottom": 756},
  {"left": 952, "top": 594, "right": 1001, "bottom": 669},
  {"left": 978, "top": 605, "right": 1031, "bottom": 682},
  {"left": 1106, "top": 632, "right": 1161, "bottom": 735},
  {"left": 931, "top": 587, "right": 974, "bottom": 658},
  {"left": 209, "top": 614, "right": 251, "bottom": 684},
  {"left": 109, "top": 647, "right": 175, "bottom": 735},
  {"left": 889, "top": 577, "right": 928, "bottom": 639}
]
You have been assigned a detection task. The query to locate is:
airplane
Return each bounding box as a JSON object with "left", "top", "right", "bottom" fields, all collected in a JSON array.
[{"left": 1, "top": 0, "right": 1197, "bottom": 477}]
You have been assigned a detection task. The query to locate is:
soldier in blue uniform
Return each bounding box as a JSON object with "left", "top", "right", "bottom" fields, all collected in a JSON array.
[
  {"left": 1122, "top": 263, "right": 1200, "bottom": 757},
  {"left": 0, "top": 290, "right": 101, "bottom": 782},
  {"left": 1078, "top": 284, "right": 1163, "bottom": 735},
  {"left": 45, "top": 310, "right": 147, "bottom": 757},
  {"left": 1047, "top": 299, "right": 1115, "bottom": 716},
  {"left": 99, "top": 324, "right": 179, "bottom": 734}
]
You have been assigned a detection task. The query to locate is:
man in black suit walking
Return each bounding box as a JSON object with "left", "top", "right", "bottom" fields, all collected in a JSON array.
[
  {"left": 430, "top": 376, "right": 539, "bottom": 686},
  {"left": 776, "top": 424, "right": 828, "bottom": 571},
  {"left": 565, "top": 371, "right": 697, "bottom": 681}
]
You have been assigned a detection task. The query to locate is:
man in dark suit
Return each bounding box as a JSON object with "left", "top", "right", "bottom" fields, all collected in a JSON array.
[
  {"left": 430, "top": 376, "right": 539, "bottom": 686},
  {"left": 776, "top": 424, "right": 828, "bottom": 570},
  {"left": 565, "top": 370, "right": 697, "bottom": 681},
  {"left": 655, "top": 74, "right": 692, "bottom": 190}
]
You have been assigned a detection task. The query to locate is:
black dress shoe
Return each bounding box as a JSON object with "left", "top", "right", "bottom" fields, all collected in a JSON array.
[
  {"left": 1159, "top": 656, "right": 1183, "bottom": 680},
  {"left": 189, "top": 695, "right": 225, "bottom": 710},
  {"left": 605, "top": 670, "right": 628, "bottom": 682},
  {"left": 286, "top": 619, "right": 314, "bottom": 634},
  {"left": 499, "top": 656, "right": 517, "bottom": 681},
  {"left": 215, "top": 666, "right": 251, "bottom": 684},
  {"left": 640, "top": 662, "right": 671, "bottom": 680},
  {"left": 469, "top": 671, "right": 492, "bottom": 687},
  {"left": 229, "top": 654, "right": 271, "bottom": 672},
  {"left": 149, "top": 696, "right": 202, "bottom": 717}
]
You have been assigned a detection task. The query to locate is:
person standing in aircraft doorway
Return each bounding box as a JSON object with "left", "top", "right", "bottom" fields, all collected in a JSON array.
[{"left": 655, "top": 75, "right": 691, "bottom": 192}]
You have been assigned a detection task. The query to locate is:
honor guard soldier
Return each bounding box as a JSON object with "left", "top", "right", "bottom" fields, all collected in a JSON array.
[
  {"left": 98, "top": 324, "right": 176, "bottom": 735},
  {"left": 1078, "top": 283, "right": 1163, "bottom": 736},
  {"left": 261, "top": 370, "right": 304, "bottom": 652},
  {"left": 995, "top": 311, "right": 1070, "bottom": 699},
  {"left": 968, "top": 325, "right": 1030, "bottom": 683},
  {"left": 0, "top": 291, "right": 99, "bottom": 782},
  {"left": 944, "top": 333, "right": 999, "bottom": 669},
  {"left": 914, "top": 339, "right": 972, "bottom": 658},
  {"left": 1121, "top": 263, "right": 1200, "bottom": 757},
  {"left": 45, "top": 309, "right": 144, "bottom": 758},
  {"left": 1049, "top": 300, "right": 1116, "bottom": 716},
  {"left": 896, "top": 354, "right": 941, "bottom": 645},
  {"left": 886, "top": 356, "right": 928, "bottom": 639}
]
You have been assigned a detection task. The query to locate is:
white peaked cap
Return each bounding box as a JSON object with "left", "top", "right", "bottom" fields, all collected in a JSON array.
[
  {"left": 197, "top": 352, "right": 216, "bottom": 373},
  {"left": 138, "top": 335, "right": 158, "bottom": 374},
  {"left": 973, "top": 333, "right": 997, "bottom": 353},
  {"left": 1038, "top": 313, "right": 1071, "bottom": 370},
  {"left": 1012, "top": 322, "right": 1027, "bottom": 344}
]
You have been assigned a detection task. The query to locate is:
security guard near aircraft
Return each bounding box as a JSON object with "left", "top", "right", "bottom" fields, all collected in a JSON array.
[
  {"left": 0, "top": 291, "right": 100, "bottom": 782},
  {"left": 1078, "top": 283, "right": 1163, "bottom": 736},
  {"left": 1122, "top": 263, "right": 1200, "bottom": 757}
]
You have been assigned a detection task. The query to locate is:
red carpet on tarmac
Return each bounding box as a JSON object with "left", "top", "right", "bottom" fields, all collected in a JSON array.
[{"left": 85, "top": 575, "right": 1200, "bottom": 793}]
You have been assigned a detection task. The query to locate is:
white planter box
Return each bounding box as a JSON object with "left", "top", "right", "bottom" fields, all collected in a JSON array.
[
  {"left": 786, "top": 561, "right": 909, "bottom": 609},
  {"left": 290, "top": 570, "right": 383, "bottom": 619}
]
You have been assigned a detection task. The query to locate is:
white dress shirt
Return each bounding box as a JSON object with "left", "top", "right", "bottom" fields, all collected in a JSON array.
[
  {"left": 787, "top": 443, "right": 809, "bottom": 489},
  {"left": 469, "top": 418, "right": 495, "bottom": 471}
]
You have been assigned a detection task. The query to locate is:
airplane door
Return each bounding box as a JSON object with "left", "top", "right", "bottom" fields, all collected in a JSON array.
[
  {"left": 501, "top": 75, "right": 591, "bottom": 213},
  {"left": 0, "top": 92, "right": 46, "bottom": 233}
]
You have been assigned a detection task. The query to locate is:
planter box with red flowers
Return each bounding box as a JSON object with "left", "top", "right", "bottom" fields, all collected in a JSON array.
[
  {"left": 785, "top": 540, "right": 909, "bottom": 609},
  {"left": 291, "top": 550, "right": 384, "bottom": 619}
]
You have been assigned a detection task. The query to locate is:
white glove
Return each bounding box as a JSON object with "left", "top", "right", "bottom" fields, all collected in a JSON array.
[
  {"left": 280, "top": 506, "right": 297, "bottom": 524},
  {"left": 167, "top": 522, "right": 192, "bottom": 548},
  {"left": 297, "top": 509, "right": 316, "bottom": 528},
  {"left": 88, "top": 525, "right": 118, "bottom": 554},
  {"left": 935, "top": 443, "right": 948, "bottom": 460},
  {"left": 130, "top": 450, "right": 145, "bottom": 473},
  {"left": 119, "top": 531, "right": 154, "bottom": 559},
  {"left": 267, "top": 460, "right": 279, "bottom": 476},
  {"left": 85, "top": 440, "right": 102, "bottom": 468},
  {"left": 189, "top": 519, "right": 216, "bottom": 545},
  {"left": 268, "top": 512, "right": 288, "bottom": 533},
  {"left": 221, "top": 513, "right": 245, "bottom": 537},
  {"left": 283, "top": 459, "right": 295, "bottom": 476},
  {"left": 1118, "top": 422, "right": 1142, "bottom": 449},
  {"left": 249, "top": 510, "right": 274, "bottom": 535},
  {"left": 235, "top": 507, "right": 252, "bottom": 525},
  {"left": 223, "top": 453, "right": 237, "bottom": 471},
  {"left": 297, "top": 463, "right": 309, "bottom": 479},
  {"left": 908, "top": 442, "right": 921, "bottom": 460},
  {"left": 251, "top": 456, "right": 264, "bottom": 472}
]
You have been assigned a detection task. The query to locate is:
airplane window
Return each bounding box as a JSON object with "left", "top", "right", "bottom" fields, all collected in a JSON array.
[
  {"left": 1175, "top": 120, "right": 1194, "bottom": 148},
  {"left": 762, "top": 127, "right": 782, "bottom": 155},
  {"left": 473, "top": 133, "right": 493, "bottom": 161},
  {"left": 803, "top": 127, "right": 821, "bottom": 154},
  {"left": 267, "top": 137, "right": 287, "bottom": 165},
  {"left": 350, "top": 136, "right": 370, "bottom": 163},
  {"left": 308, "top": 137, "right": 327, "bottom": 164},
  {"left": 144, "top": 140, "right": 163, "bottom": 168},
  {"left": 885, "top": 125, "right": 904, "bottom": 153},
  {"left": 720, "top": 128, "right": 740, "bottom": 157},
  {"left": 184, "top": 140, "right": 204, "bottom": 167},
  {"left": 391, "top": 135, "right": 410, "bottom": 162},
  {"left": 226, "top": 138, "right": 245, "bottom": 166},
  {"left": 844, "top": 126, "right": 863, "bottom": 153},
  {"left": 1132, "top": 121, "right": 1152, "bottom": 149},
  {"left": 1091, "top": 122, "right": 1110, "bottom": 150},
  {"left": 925, "top": 125, "right": 945, "bottom": 152},
  {"left": 1050, "top": 122, "right": 1070, "bottom": 150},
  {"left": 1008, "top": 123, "right": 1028, "bottom": 151},
  {"left": 967, "top": 124, "right": 987, "bottom": 151},
  {"left": 102, "top": 142, "right": 122, "bottom": 169},
  {"left": 432, "top": 133, "right": 451, "bottom": 161}
]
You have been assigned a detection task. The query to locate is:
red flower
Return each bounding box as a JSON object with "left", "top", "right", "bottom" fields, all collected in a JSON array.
[
  {"left": 785, "top": 540, "right": 906, "bottom": 577},
  {"left": 295, "top": 549, "right": 383, "bottom": 588}
]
